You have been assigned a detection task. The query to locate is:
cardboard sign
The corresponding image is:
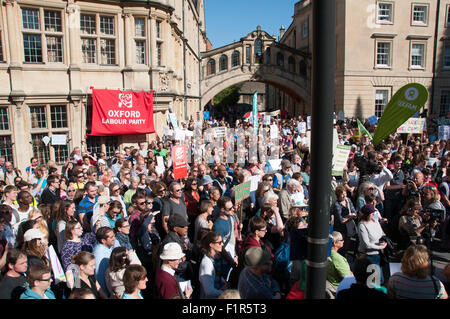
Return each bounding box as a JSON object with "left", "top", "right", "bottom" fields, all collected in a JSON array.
[
  {"left": 268, "top": 159, "right": 282, "bottom": 171},
  {"left": 397, "top": 118, "right": 426, "bottom": 134},
  {"left": 172, "top": 145, "right": 187, "bottom": 180},
  {"left": 250, "top": 175, "right": 261, "bottom": 192},
  {"left": 168, "top": 112, "right": 178, "bottom": 129},
  {"left": 298, "top": 122, "right": 306, "bottom": 134},
  {"left": 51, "top": 134, "right": 67, "bottom": 145},
  {"left": 235, "top": 180, "right": 251, "bottom": 203},
  {"left": 46, "top": 245, "right": 66, "bottom": 284},
  {"left": 270, "top": 125, "right": 279, "bottom": 139},
  {"left": 174, "top": 128, "right": 185, "bottom": 140},
  {"left": 438, "top": 125, "right": 450, "bottom": 141},
  {"left": 214, "top": 127, "right": 227, "bottom": 138},
  {"left": 332, "top": 144, "right": 351, "bottom": 176}
]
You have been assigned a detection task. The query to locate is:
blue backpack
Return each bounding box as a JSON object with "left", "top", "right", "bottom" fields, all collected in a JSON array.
[{"left": 273, "top": 241, "right": 292, "bottom": 274}]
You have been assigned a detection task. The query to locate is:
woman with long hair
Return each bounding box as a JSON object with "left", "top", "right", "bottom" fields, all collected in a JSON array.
[
  {"left": 105, "top": 247, "right": 132, "bottom": 298},
  {"left": 198, "top": 231, "right": 228, "bottom": 299},
  {"left": 27, "top": 209, "right": 49, "bottom": 243},
  {"left": 21, "top": 229, "right": 49, "bottom": 268},
  {"left": 60, "top": 220, "right": 96, "bottom": 272},
  {"left": 109, "top": 182, "right": 127, "bottom": 217},
  {"left": 54, "top": 200, "right": 77, "bottom": 253}
]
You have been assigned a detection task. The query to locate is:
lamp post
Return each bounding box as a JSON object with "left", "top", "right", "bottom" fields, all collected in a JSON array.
[{"left": 305, "top": 0, "right": 336, "bottom": 299}]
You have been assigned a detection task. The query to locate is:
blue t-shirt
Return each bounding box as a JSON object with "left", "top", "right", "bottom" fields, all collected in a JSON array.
[
  {"left": 212, "top": 217, "right": 231, "bottom": 242},
  {"left": 77, "top": 196, "right": 98, "bottom": 224},
  {"left": 122, "top": 292, "right": 143, "bottom": 299}
]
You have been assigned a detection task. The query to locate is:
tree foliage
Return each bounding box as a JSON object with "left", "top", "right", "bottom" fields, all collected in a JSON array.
[{"left": 213, "top": 84, "right": 241, "bottom": 112}]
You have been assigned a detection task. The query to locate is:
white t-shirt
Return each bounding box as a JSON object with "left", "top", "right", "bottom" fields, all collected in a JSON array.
[{"left": 11, "top": 206, "right": 33, "bottom": 235}]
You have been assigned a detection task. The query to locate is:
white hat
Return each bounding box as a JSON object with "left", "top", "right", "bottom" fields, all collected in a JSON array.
[
  {"left": 97, "top": 159, "right": 106, "bottom": 165},
  {"left": 98, "top": 195, "right": 110, "bottom": 205},
  {"left": 159, "top": 242, "right": 185, "bottom": 260},
  {"left": 24, "top": 229, "right": 45, "bottom": 242}
]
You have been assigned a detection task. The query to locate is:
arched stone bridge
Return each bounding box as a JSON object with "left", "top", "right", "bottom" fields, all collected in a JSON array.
[{"left": 200, "top": 27, "right": 311, "bottom": 107}]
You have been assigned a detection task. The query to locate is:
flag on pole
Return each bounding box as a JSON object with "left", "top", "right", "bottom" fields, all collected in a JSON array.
[
  {"left": 252, "top": 92, "right": 258, "bottom": 135},
  {"left": 357, "top": 118, "right": 372, "bottom": 140}
]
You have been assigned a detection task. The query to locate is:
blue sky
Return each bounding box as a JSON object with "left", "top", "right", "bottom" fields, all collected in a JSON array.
[{"left": 204, "top": 0, "right": 298, "bottom": 49}]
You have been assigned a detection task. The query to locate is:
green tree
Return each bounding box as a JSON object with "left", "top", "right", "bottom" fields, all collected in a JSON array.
[{"left": 213, "top": 84, "right": 241, "bottom": 113}]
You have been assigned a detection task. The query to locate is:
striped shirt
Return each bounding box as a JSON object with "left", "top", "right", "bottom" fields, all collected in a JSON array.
[
  {"left": 388, "top": 272, "right": 446, "bottom": 299},
  {"left": 77, "top": 195, "right": 97, "bottom": 224}
]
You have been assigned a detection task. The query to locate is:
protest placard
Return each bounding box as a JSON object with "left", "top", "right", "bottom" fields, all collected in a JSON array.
[
  {"left": 235, "top": 180, "right": 251, "bottom": 203},
  {"left": 174, "top": 128, "right": 185, "bottom": 140},
  {"left": 263, "top": 115, "right": 271, "bottom": 125},
  {"left": 298, "top": 122, "right": 306, "bottom": 134},
  {"left": 214, "top": 127, "right": 227, "bottom": 138},
  {"left": 172, "top": 145, "right": 187, "bottom": 180},
  {"left": 396, "top": 118, "right": 426, "bottom": 134},
  {"left": 250, "top": 175, "right": 261, "bottom": 192},
  {"left": 367, "top": 115, "right": 378, "bottom": 126},
  {"left": 268, "top": 159, "right": 282, "bottom": 171},
  {"left": 438, "top": 125, "right": 450, "bottom": 141},
  {"left": 46, "top": 245, "right": 66, "bottom": 284},
  {"left": 307, "top": 116, "right": 311, "bottom": 130},
  {"left": 332, "top": 144, "right": 351, "bottom": 176},
  {"left": 168, "top": 112, "right": 178, "bottom": 128},
  {"left": 270, "top": 125, "right": 278, "bottom": 139}
]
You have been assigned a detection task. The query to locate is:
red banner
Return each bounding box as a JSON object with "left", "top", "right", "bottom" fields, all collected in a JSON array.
[
  {"left": 172, "top": 145, "right": 187, "bottom": 180},
  {"left": 90, "top": 88, "right": 155, "bottom": 136}
]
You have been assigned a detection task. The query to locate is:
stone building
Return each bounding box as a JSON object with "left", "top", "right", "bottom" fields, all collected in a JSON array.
[
  {"left": 273, "top": 0, "right": 450, "bottom": 119},
  {"left": 0, "top": 0, "right": 206, "bottom": 171}
]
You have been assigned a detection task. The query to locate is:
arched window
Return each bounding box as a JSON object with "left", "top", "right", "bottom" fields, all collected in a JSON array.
[
  {"left": 254, "top": 38, "right": 263, "bottom": 59},
  {"left": 277, "top": 52, "right": 284, "bottom": 69},
  {"left": 219, "top": 54, "right": 228, "bottom": 71},
  {"left": 266, "top": 47, "right": 271, "bottom": 65},
  {"left": 207, "top": 59, "right": 215, "bottom": 75},
  {"left": 299, "top": 60, "right": 307, "bottom": 77},
  {"left": 231, "top": 51, "right": 240, "bottom": 67},
  {"left": 288, "top": 56, "right": 295, "bottom": 73}
]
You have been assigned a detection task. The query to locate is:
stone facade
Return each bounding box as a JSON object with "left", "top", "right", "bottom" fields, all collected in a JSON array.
[
  {"left": 0, "top": 0, "right": 206, "bottom": 170},
  {"left": 275, "top": 0, "right": 450, "bottom": 119}
]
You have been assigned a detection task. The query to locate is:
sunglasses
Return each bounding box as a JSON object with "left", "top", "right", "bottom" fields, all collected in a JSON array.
[{"left": 67, "top": 189, "right": 76, "bottom": 193}]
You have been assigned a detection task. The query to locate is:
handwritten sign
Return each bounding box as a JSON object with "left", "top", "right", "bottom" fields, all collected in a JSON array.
[
  {"left": 298, "top": 122, "right": 306, "bottom": 134},
  {"left": 235, "top": 180, "right": 251, "bottom": 203},
  {"left": 214, "top": 127, "right": 227, "bottom": 138},
  {"left": 397, "top": 118, "right": 426, "bottom": 134},
  {"left": 332, "top": 144, "right": 351, "bottom": 176},
  {"left": 263, "top": 115, "right": 271, "bottom": 125}
]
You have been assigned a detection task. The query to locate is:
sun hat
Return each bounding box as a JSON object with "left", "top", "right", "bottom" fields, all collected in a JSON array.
[
  {"left": 98, "top": 195, "right": 110, "bottom": 205},
  {"left": 24, "top": 229, "right": 45, "bottom": 242},
  {"left": 159, "top": 242, "right": 185, "bottom": 260},
  {"left": 200, "top": 175, "right": 214, "bottom": 186},
  {"left": 360, "top": 204, "right": 376, "bottom": 216},
  {"left": 244, "top": 246, "right": 272, "bottom": 268}
]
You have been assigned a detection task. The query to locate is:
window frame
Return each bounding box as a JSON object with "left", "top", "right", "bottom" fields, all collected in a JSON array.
[
  {"left": 29, "top": 104, "right": 71, "bottom": 165},
  {"left": 134, "top": 17, "right": 147, "bottom": 65},
  {"left": 443, "top": 41, "right": 450, "bottom": 70},
  {"left": 21, "top": 7, "right": 65, "bottom": 64},
  {"left": 376, "top": 1, "right": 394, "bottom": 25},
  {"left": 374, "top": 39, "right": 392, "bottom": 69},
  {"left": 0, "top": 106, "right": 14, "bottom": 164},
  {"left": 439, "top": 89, "right": 450, "bottom": 117},
  {"left": 411, "top": 3, "right": 429, "bottom": 26},
  {"left": 409, "top": 41, "right": 426, "bottom": 70},
  {"left": 374, "top": 88, "right": 390, "bottom": 118},
  {"left": 231, "top": 50, "right": 240, "bottom": 68},
  {"left": 218, "top": 54, "right": 228, "bottom": 72},
  {"left": 80, "top": 12, "right": 117, "bottom": 65}
]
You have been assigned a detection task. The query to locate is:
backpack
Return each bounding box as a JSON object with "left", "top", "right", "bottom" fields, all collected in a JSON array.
[{"left": 273, "top": 241, "right": 292, "bottom": 274}]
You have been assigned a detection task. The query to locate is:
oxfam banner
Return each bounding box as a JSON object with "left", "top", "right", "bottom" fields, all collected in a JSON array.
[{"left": 373, "top": 83, "right": 428, "bottom": 146}]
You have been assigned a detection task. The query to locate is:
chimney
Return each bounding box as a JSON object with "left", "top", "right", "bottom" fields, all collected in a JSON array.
[{"left": 280, "top": 26, "right": 285, "bottom": 39}]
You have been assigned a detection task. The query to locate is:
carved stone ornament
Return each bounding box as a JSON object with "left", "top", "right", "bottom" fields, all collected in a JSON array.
[{"left": 159, "top": 73, "right": 169, "bottom": 91}]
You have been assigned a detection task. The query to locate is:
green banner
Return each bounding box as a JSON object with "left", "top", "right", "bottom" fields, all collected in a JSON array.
[
  {"left": 357, "top": 118, "right": 372, "bottom": 140},
  {"left": 373, "top": 83, "right": 428, "bottom": 146},
  {"left": 235, "top": 180, "right": 251, "bottom": 203}
]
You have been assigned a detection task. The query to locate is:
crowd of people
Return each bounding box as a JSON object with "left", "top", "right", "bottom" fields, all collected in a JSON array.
[{"left": 0, "top": 113, "right": 449, "bottom": 299}]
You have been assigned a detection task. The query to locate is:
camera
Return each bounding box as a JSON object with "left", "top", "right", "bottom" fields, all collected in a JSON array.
[{"left": 354, "top": 153, "right": 382, "bottom": 180}]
